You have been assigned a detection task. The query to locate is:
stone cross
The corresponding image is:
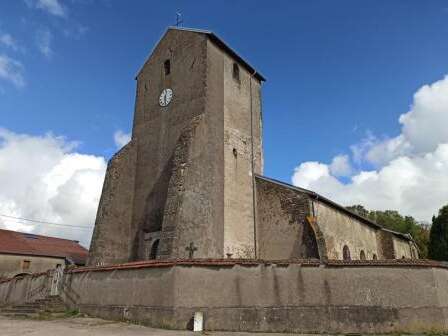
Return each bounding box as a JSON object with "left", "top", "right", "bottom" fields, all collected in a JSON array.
[{"left": 186, "top": 242, "right": 197, "bottom": 259}]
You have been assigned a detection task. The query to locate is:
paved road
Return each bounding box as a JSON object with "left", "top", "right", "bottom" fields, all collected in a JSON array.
[{"left": 0, "top": 316, "right": 306, "bottom": 336}]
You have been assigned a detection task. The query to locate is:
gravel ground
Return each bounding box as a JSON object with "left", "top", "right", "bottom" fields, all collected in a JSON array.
[{"left": 0, "top": 315, "right": 309, "bottom": 336}]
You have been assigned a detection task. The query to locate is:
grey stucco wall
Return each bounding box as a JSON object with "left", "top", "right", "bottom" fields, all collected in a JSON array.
[
  {"left": 0, "top": 272, "right": 50, "bottom": 306},
  {"left": 0, "top": 254, "right": 64, "bottom": 279},
  {"left": 2, "top": 262, "right": 447, "bottom": 333}
]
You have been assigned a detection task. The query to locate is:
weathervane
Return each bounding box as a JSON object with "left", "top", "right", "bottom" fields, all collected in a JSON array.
[{"left": 176, "top": 11, "right": 183, "bottom": 27}]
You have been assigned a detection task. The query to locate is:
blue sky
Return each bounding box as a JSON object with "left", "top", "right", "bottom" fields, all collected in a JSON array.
[
  {"left": 1, "top": 1, "right": 448, "bottom": 243},
  {"left": 0, "top": 0, "right": 446, "bottom": 177}
]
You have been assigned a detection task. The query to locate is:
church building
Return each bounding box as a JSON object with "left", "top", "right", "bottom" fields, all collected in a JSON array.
[{"left": 88, "top": 27, "right": 418, "bottom": 266}]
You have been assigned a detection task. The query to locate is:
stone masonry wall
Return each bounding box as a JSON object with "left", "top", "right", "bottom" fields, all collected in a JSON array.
[
  {"left": 255, "top": 177, "right": 318, "bottom": 259},
  {"left": 130, "top": 29, "right": 210, "bottom": 260},
  {"left": 393, "top": 235, "right": 414, "bottom": 259},
  {"left": 313, "top": 200, "right": 380, "bottom": 260},
  {"left": 88, "top": 141, "right": 137, "bottom": 266},
  {"left": 376, "top": 229, "right": 396, "bottom": 259},
  {"left": 160, "top": 114, "right": 225, "bottom": 258},
  {"left": 219, "top": 38, "right": 263, "bottom": 259}
]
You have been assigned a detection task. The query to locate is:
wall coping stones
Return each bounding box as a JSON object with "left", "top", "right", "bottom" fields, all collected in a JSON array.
[
  {"left": 66, "top": 258, "right": 448, "bottom": 274},
  {"left": 2, "top": 258, "right": 446, "bottom": 283}
]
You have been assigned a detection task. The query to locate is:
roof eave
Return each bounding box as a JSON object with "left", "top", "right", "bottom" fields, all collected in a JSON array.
[
  {"left": 254, "top": 174, "right": 412, "bottom": 241},
  {"left": 135, "top": 26, "right": 266, "bottom": 82}
]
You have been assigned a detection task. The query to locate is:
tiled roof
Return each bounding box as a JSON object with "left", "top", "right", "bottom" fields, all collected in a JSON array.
[{"left": 0, "top": 229, "right": 88, "bottom": 265}]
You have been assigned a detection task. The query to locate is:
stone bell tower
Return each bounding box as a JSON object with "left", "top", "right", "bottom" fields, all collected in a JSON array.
[{"left": 88, "top": 27, "right": 265, "bottom": 266}]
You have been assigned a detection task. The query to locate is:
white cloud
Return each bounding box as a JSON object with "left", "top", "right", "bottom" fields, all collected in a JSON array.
[
  {"left": 329, "top": 155, "right": 352, "bottom": 177},
  {"left": 0, "top": 55, "right": 25, "bottom": 88},
  {"left": 114, "top": 130, "right": 131, "bottom": 149},
  {"left": 399, "top": 76, "right": 448, "bottom": 154},
  {"left": 36, "top": 29, "right": 52, "bottom": 58},
  {"left": 25, "top": 0, "right": 67, "bottom": 17},
  {"left": 292, "top": 75, "right": 448, "bottom": 222},
  {"left": 352, "top": 76, "right": 448, "bottom": 167},
  {"left": 0, "top": 33, "right": 19, "bottom": 51},
  {"left": 0, "top": 129, "right": 106, "bottom": 247}
]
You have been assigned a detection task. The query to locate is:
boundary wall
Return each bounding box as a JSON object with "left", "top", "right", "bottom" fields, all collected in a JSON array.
[{"left": 1, "top": 259, "right": 447, "bottom": 334}]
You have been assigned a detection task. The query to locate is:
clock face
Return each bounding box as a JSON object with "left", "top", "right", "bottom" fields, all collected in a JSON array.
[{"left": 159, "top": 88, "right": 173, "bottom": 107}]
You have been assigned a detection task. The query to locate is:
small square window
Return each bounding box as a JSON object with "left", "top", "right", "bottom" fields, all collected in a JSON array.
[{"left": 22, "top": 260, "right": 31, "bottom": 270}]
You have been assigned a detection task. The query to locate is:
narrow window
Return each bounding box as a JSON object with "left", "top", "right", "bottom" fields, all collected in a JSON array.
[
  {"left": 360, "top": 250, "right": 366, "bottom": 260},
  {"left": 232, "top": 63, "right": 240, "bottom": 81},
  {"left": 150, "top": 239, "right": 160, "bottom": 260},
  {"left": 164, "top": 59, "right": 171, "bottom": 75},
  {"left": 232, "top": 148, "right": 238, "bottom": 158},
  {"left": 372, "top": 254, "right": 377, "bottom": 260},
  {"left": 342, "top": 245, "right": 351, "bottom": 261},
  {"left": 22, "top": 260, "right": 31, "bottom": 270}
]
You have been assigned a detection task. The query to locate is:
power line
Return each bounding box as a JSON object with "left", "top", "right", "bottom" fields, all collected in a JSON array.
[{"left": 0, "top": 213, "right": 93, "bottom": 229}]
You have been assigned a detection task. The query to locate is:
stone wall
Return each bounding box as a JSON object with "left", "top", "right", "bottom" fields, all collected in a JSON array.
[
  {"left": 88, "top": 28, "right": 266, "bottom": 262},
  {"left": 393, "top": 235, "right": 414, "bottom": 259},
  {"left": 220, "top": 38, "right": 262, "bottom": 259},
  {"left": 255, "top": 177, "right": 319, "bottom": 259},
  {"left": 376, "top": 229, "right": 396, "bottom": 259},
  {"left": 314, "top": 200, "right": 380, "bottom": 260},
  {"left": 131, "top": 29, "right": 213, "bottom": 260},
  {"left": 0, "top": 254, "right": 65, "bottom": 279},
  {"left": 1, "top": 260, "right": 447, "bottom": 333},
  {"left": 87, "top": 141, "right": 137, "bottom": 266},
  {"left": 0, "top": 272, "right": 50, "bottom": 306}
]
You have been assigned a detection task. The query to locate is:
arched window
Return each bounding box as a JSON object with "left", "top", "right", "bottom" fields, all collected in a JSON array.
[
  {"left": 342, "top": 245, "right": 351, "bottom": 261},
  {"left": 372, "top": 254, "right": 377, "bottom": 260},
  {"left": 360, "top": 250, "right": 366, "bottom": 260},
  {"left": 149, "top": 239, "right": 160, "bottom": 260},
  {"left": 164, "top": 59, "right": 171, "bottom": 75},
  {"left": 232, "top": 63, "right": 240, "bottom": 81}
]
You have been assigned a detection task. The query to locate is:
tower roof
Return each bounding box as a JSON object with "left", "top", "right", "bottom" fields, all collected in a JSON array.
[{"left": 137, "top": 27, "right": 266, "bottom": 82}]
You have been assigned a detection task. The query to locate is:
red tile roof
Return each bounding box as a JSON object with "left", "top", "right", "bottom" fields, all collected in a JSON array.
[{"left": 0, "top": 229, "right": 88, "bottom": 265}]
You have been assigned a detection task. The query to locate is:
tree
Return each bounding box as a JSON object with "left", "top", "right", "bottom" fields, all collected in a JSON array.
[
  {"left": 346, "top": 205, "right": 369, "bottom": 218},
  {"left": 428, "top": 205, "right": 448, "bottom": 261}
]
